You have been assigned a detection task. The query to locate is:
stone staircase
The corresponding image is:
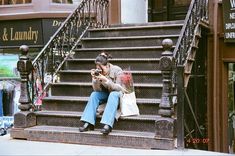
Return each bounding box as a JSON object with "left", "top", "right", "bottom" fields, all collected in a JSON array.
[{"left": 11, "top": 20, "right": 184, "bottom": 149}]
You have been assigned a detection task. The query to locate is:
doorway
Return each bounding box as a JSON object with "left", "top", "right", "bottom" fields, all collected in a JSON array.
[{"left": 148, "top": 0, "right": 191, "bottom": 22}]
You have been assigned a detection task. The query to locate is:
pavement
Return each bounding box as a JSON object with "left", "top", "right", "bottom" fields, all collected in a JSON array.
[{"left": 0, "top": 134, "right": 233, "bottom": 156}]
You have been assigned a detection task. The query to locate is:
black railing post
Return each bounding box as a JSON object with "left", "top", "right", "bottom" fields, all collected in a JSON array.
[
  {"left": 17, "top": 45, "right": 32, "bottom": 111},
  {"left": 177, "top": 65, "right": 185, "bottom": 149},
  {"left": 155, "top": 39, "right": 176, "bottom": 141},
  {"left": 14, "top": 45, "right": 36, "bottom": 128}
]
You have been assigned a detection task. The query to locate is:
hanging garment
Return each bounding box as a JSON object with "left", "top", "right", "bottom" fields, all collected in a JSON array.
[
  {"left": 3, "top": 90, "right": 13, "bottom": 116},
  {"left": 13, "top": 83, "right": 20, "bottom": 114},
  {"left": 2, "top": 81, "right": 15, "bottom": 116},
  {"left": 35, "top": 78, "right": 46, "bottom": 106},
  {"left": 0, "top": 90, "right": 3, "bottom": 117}
]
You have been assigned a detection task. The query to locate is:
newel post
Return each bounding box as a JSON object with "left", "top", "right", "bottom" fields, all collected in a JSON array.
[
  {"left": 14, "top": 45, "right": 36, "bottom": 128},
  {"left": 155, "top": 39, "right": 176, "bottom": 141}
]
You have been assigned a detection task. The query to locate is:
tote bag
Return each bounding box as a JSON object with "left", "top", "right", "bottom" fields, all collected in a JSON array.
[{"left": 120, "top": 92, "right": 139, "bottom": 117}]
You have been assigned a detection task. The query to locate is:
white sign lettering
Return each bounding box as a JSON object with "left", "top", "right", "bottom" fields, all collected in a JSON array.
[
  {"left": 231, "top": 0, "right": 235, "bottom": 9},
  {"left": 225, "top": 32, "right": 235, "bottom": 38},
  {"left": 230, "top": 12, "right": 235, "bottom": 19},
  {"left": 226, "top": 23, "right": 235, "bottom": 29}
]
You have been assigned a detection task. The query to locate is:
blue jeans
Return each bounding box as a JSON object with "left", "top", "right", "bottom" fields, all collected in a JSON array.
[{"left": 80, "top": 91, "right": 120, "bottom": 128}]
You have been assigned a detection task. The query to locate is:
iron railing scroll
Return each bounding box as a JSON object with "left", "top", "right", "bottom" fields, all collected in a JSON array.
[{"left": 30, "top": 0, "right": 109, "bottom": 106}]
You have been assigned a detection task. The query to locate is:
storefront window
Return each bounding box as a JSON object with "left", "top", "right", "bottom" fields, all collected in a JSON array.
[
  {"left": 52, "top": 0, "right": 73, "bottom": 4},
  {"left": 0, "top": 0, "right": 32, "bottom": 5},
  {"left": 228, "top": 63, "right": 235, "bottom": 154},
  {"left": 0, "top": 54, "right": 19, "bottom": 78}
]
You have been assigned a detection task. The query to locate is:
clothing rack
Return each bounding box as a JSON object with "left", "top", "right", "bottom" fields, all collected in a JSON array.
[
  {"left": 0, "top": 79, "right": 19, "bottom": 90},
  {"left": 0, "top": 77, "right": 20, "bottom": 80},
  {"left": 5, "top": 80, "right": 19, "bottom": 86}
]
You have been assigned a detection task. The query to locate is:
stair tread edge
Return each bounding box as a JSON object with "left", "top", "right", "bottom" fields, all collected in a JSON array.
[
  {"left": 25, "top": 125, "right": 164, "bottom": 139},
  {"left": 88, "top": 23, "right": 183, "bottom": 31},
  {"left": 35, "top": 111, "right": 161, "bottom": 121},
  {"left": 82, "top": 34, "right": 180, "bottom": 40},
  {"left": 43, "top": 96, "right": 161, "bottom": 103}
]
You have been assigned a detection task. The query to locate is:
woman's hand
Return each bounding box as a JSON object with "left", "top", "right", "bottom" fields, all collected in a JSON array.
[
  {"left": 91, "top": 69, "right": 98, "bottom": 81},
  {"left": 96, "top": 74, "right": 108, "bottom": 82},
  {"left": 91, "top": 69, "right": 96, "bottom": 77},
  {"left": 91, "top": 69, "right": 108, "bottom": 82}
]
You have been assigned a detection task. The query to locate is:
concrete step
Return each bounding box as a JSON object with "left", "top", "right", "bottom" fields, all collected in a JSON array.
[
  {"left": 23, "top": 125, "right": 174, "bottom": 149},
  {"left": 81, "top": 35, "right": 179, "bottom": 48},
  {"left": 59, "top": 70, "right": 162, "bottom": 84},
  {"left": 88, "top": 23, "right": 182, "bottom": 38},
  {"left": 35, "top": 111, "right": 160, "bottom": 133},
  {"left": 50, "top": 82, "right": 163, "bottom": 99},
  {"left": 42, "top": 96, "right": 160, "bottom": 115},
  {"left": 63, "top": 58, "right": 160, "bottom": 71},
  {"left": 73, "top": 46, "right": 166, "bottom": 59}
]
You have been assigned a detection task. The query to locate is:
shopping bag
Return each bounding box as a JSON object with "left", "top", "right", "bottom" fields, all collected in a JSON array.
[
  {"left": 118, "top": 67, "right": 139, "bottom": 116},
  {"left": 120, "top": 92, "right": 139, "bottom": 117}
]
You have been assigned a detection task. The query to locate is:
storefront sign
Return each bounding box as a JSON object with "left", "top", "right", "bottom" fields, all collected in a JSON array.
[
  {"left": 0, "top": 18, "right": 65, "bottom": 48},
  {"left": 223, "top": 0, "right": 235, "bottom": 42},
  {"left": 0, "top": 20, "right": 43, "bottom": 47},
  {"left": 42, "top": 19, "right": 65, "bottom": 44}
]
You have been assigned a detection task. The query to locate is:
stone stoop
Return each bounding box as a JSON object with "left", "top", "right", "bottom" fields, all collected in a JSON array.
[{"left": 11, "top": 20, "right": 183, "bottom": 149}]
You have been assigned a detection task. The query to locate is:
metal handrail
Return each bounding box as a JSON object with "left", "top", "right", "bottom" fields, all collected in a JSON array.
[
  {"left": 30, "top": 0, "right": 109, "bottom": 105},
  {"left": 173, "top": 0, "right": 208, "bottom": 65},
  {"left": 175, "top": 0, "right": 208, "bottom": 149}
]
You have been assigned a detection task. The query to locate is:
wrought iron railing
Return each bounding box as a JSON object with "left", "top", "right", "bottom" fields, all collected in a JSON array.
[
  {"left": 30, "top": 0, "right": 109, "bottom": 105},
  {"left": 173, "top": 0, "right": 208, "bottom": 65},
  {"left": 173, "top": 0, "right": 208, "bottom": 149}
]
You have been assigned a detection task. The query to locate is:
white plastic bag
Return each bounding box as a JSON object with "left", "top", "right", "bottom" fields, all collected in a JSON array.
[{"left": 120, "top": 92, "right": 139, "bottom": 117}]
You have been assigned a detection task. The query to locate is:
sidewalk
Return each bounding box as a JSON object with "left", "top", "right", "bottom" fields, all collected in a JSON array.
[{"left": 0, "top": 134, "right": 232, "bottom": 155}]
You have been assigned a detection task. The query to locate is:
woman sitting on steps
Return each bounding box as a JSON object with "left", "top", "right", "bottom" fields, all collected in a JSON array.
[{"left": 79, "top": 52, "right": 125, "bottom": 135}]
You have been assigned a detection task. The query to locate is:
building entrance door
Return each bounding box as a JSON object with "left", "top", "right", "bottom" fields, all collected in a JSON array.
[{"left": 148, "top": 0, "right": 191, "bottom": 22}]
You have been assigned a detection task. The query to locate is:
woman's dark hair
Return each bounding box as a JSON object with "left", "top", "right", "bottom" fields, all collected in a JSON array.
[{"left": 95, "top": 52, "right": 112, "bottom": 65}]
